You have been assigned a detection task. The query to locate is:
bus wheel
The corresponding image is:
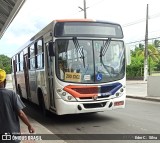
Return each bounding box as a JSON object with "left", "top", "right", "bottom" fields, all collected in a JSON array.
[{"left": 38, "top": 90, "right": 46, "bottom": 117}]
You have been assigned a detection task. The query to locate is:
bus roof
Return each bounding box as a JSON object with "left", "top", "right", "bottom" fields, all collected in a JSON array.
[
  {"left": 54, "top": 19, "right": 121, "bottom": 26},
  {"left": 55, "top": 19, "right": 94, "bottom": 22},
  {"left": 11, "top": 19, "right": 123, "bottom": 57}
]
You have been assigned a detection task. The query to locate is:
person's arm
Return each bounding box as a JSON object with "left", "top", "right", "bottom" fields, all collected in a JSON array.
[{"left": 18, "top": 110, "right": 35, "bottom": 133}]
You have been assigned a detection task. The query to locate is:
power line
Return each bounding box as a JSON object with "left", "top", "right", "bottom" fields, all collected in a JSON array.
[
  {"left": 126, "top": 36, "right": 160, "bottom": 45},
  {"left": 74, "top": 1, "right": 160, "bottom": 27},
  {"left": 122, "top": 18, "right": 145, "bottom": 27},
  {"left": 79, "top": 1, "right": 160, "bottom": 28},
  {"left": 122, "top": 12, "right": 160, "bottom": 28},
  {"left": 150, "top": 12, "right": 160, "bottom": 19}
]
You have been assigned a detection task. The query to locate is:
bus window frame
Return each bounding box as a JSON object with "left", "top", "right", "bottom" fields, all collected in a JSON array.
[
  {"left": 29, "top": 44, "right": 36, "bottom": 70},
  {"left": 35, "top": 38, "right": 44, "bottom": 69},
  {"left": 19, "top": 51, "right": 24, "bottom": 71}
]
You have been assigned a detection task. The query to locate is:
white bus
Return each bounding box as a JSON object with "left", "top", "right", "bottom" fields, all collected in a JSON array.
[{"left": 11, "top": 19, "right": 127, "bottom": 115}]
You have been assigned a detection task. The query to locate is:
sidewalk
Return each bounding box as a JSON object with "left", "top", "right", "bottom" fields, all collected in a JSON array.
[{"left": 126, "top": 80, "right": 160, "bottom": 102}]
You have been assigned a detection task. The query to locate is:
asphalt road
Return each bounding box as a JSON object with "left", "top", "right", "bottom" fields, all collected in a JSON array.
[{"left": 23, "top": 98, "right": 160, "bottom": 143}]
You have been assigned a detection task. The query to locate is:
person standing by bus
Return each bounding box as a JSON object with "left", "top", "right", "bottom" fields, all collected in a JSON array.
[{"left": 0, "top": 69, "right": 35, "bottom": 142}]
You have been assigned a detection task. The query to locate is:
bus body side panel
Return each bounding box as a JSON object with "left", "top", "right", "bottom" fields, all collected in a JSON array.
[
  {"left": 15, "top": 71, "right": 27, "bottom": 99},
  {"left": 43, "top": 29, "right": 55, "bottom": 110},
  {"left": 28, "top": 70, "right": 38, "bottom": 104},
  {"left": 36, "top": 69, "right": 48, "bottom": 107}
]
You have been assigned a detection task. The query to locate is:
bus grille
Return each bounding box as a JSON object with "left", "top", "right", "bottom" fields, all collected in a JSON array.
[
  {"left": 83, "top": 102, "right": 107, "bottom": 109},
  {"left": 79, "top": 94, "right": 110, "bottom": 100},
  {"left": 72, "top": 87, "right": 98, "bottom": 94}
]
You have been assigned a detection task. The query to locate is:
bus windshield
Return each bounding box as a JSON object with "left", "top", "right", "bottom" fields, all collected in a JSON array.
[{"left": 56, "top": 39, "right": 125, "bottom": 83}]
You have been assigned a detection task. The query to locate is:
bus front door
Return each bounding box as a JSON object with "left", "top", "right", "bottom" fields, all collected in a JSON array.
[
  {"left": 46, "top": 42, "right": 56, "bottom": 110},
  {"left": 23, "top": 54, "right": 31, "bottom": 100}
]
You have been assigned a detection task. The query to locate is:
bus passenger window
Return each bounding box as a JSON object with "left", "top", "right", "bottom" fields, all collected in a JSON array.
[
  {"left": 36, "top": 39, "right": 44, "bottom": 69},
  {"left": 29, "top": 44, "right": 35, "bottom": 70},
  {"left": 16, "top": 54, "right": 20, "bottom": 72},
  {"left": 20, "top": 51, "right": 23, "bottom": 71}
]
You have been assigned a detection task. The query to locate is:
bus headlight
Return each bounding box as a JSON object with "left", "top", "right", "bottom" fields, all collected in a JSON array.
[
  {"left": 115, "top": 87, "right": 124, "bottom": 97},
  {"left": 62, "top": 92, "right": 66, "bottom": 96},
  {"left": 67, "top": 96, "right": 73, "bottom": 101},
  {"left": 57, "top": 88, "right": 77, "bottom": 102},
  {"left": 120, "top": 88, "right": 124, "bottom": 92},
  {"left": 116, "top": 92, "right": 120, "bottom": 97},
  {"left": 57, "top": 88, "right": 62, "bottom": 92}
]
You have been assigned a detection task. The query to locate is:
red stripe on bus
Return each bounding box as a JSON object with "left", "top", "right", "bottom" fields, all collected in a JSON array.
[{"left": 63, "top": 85, "right": 98, "bottom": 98}]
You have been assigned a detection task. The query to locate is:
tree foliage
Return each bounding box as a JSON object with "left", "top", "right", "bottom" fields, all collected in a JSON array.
[
  {"left": 127, "top": 41, "right": 160, "bottom": 79},
  {"left": 0, "top": 54, "right": 11, "bottom": 74}
]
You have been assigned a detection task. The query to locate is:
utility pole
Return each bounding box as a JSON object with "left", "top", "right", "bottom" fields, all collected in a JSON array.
[
  {"left": 84, "top": 0, "right": 87, "bottom": 18},
  {"left": 78, "top": 0, "right": 87, "bottom": 19},
  {"left": 144, "top": 4, "right": 149, "bottom": 81}
]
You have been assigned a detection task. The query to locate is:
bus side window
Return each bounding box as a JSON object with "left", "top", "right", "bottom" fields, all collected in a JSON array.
[
  {"left": 29, "top": 44, "right": 35, "bottom": 70},
  {"left": 16, "top": 54, "right": 20, "bottom": 72},
  {"left": 36, "top": 39, "right": 44, "bottom": 69},
  {"left": 19, "top": 51, "right": 24, "bottom": 71}
]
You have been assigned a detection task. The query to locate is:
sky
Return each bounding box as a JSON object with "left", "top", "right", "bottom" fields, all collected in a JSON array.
[{"left": 1, "top": 0, "right": 160, "bottom": 57}]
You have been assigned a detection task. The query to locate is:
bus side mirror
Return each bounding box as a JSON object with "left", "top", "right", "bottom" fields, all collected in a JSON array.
[
  {"left": 48, "top": 42, "right": 55, "bottom": 56},
  {"left": 125, "top": 45, "right": 131, "bottom": 65}
]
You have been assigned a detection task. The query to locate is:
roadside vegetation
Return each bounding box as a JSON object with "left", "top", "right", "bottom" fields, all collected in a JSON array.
[
  {"left": 127, "top": 40, "right": 160, "bottom": 79},
  {"left": 0, "top": 54, "right": 11, "bottom": 74}
]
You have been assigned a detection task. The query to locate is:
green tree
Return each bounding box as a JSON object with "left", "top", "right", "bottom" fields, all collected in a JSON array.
[
  {"left": 127, "top": 52, "right": 144, "bottom": 79},
  {"left": 154, "top": 40, "right": 160, "bottom": 48},
  {"left": 0, "top": 54, "right": 11, "bottom": 74},
  {"left": 127, "top": 43, "right": 160, "bottom": 79},
  {"left": 148, "top": 44, "right": 159, "bottom": 62}
]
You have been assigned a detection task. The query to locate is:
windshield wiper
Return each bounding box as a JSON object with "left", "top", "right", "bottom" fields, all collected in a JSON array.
[
  {"left": 100, "top": 38, "right": 111, "bottom": 57},
  {"left": 99, "top": 38, "right": 113, "bottom": 78},
  {"left": 72, "top": 37, "right": 85, "bottom": 68}
]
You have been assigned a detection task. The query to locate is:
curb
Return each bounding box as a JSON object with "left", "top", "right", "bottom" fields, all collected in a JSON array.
[{"left": 126, "top": 95, "right": 160, "bottom": 102}]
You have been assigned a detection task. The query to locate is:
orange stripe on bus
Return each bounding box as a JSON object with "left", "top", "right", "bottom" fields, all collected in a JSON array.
[
  {"left": 55, "top": 19, "right": 93, "bottom": 22},
  {"left": 63, "top": 85, "right": 98, "bottom": 98}
]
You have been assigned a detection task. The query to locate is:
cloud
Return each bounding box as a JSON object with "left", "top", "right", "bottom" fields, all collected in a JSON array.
[
  {"left": 1, "top": 0, "right": 160, "bottom": 57},
  {"left": 0, "top": 0, "right": 83, "bottom": 56}
]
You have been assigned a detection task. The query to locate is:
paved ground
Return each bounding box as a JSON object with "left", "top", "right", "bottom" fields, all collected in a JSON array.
[
  {"left": 23, "top": 98, "right": 160, "bottom": 143},
  {"left": 126, "top": 80, "right": 147, "bottom": 97},
  {"left": 4, "top": 79, "right": 160, "bottom": 143},
  {"left": 126, "top": 80, "right": 160, "bottom": 102}
]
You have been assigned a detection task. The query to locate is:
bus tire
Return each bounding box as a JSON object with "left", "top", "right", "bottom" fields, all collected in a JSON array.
[{"left": 38, "top": 89, "right": 46, "bottom": 117}]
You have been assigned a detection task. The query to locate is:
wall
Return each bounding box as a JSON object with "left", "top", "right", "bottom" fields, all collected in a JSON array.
[{"left": 148, "top": 76, "right": 160, "bottom": 97}]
